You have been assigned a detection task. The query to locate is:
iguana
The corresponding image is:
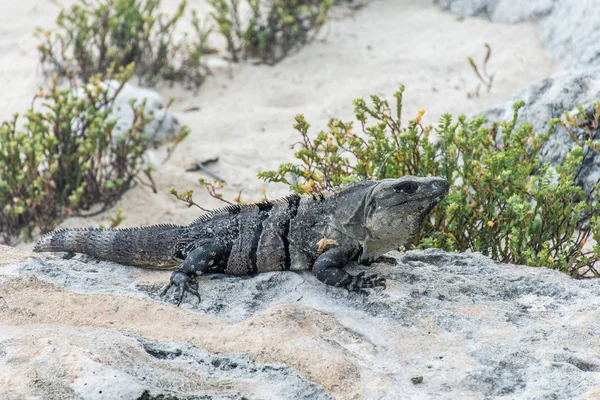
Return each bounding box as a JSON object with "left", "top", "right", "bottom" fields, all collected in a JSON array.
[{"left": 34, "top": 176, "right": 449, "bottom": 305}]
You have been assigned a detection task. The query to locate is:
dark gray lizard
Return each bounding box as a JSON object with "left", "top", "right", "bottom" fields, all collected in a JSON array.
[{"left": 34, "top": 176, "right": 449, "bottom": 305}]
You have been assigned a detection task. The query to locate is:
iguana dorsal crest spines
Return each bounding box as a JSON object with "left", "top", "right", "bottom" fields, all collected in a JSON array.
[
  {"left": 188, "top": 193, "right": 302, "bottom": 225},
  {"left": 189, "top": 180, "right": 381, "bottom": 226}
]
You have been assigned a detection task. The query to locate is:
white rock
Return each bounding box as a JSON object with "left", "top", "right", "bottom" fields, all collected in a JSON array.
[
  {"left": 435, "top": 0, "right": 600, "bottom": 68},
  {"left": 72, "top": 80, "right": 181, "bottom": 146},
  {"left": 3, "top": 247, "right": 600, "bottom": 398},
  {"left": 480, "top": 68, "right": 600, "bottom": 194}
]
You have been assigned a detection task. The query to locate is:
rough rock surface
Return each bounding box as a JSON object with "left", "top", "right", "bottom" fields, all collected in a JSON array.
[
  {"left": 110, "top": 81, "right": 181, "bottom": 146},
  {"left": 478, "top": 68, "right": 600, "bottom": 193},
  {"left": 2, "top": 245, "right": 600, "bottom": 399},
  {"left": 435, "top": 0, "right": 554, "bottom": 24},
  {"left": 435, "top": 0, "right": 600, "bottom": 69},
  {"left": 0, "top": 325, "right": 328, "bottom": 400}
]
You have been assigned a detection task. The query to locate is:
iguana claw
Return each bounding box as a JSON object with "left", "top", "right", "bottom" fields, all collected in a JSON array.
[
  {"left": 375, "top": 256, "right": 398, "bottom": 265},
  {"left": 160, "top": 271, "right": 201, "bottom": 306},
  {"left": 347, "top": 271, "right": 387, "bottom": 295}
]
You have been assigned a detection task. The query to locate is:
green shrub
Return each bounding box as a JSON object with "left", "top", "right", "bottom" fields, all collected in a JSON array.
[
  {"left": 208, "top": 0, "right": 334, "bottom": 64},
  {"left": 258, "top": 86, "right": 600, "bottom": 276},
  {"left": 0, "top": 65, "right": 183, "bottom": 244},
  {"left": 36, "top": 0, "right": 211, "bottom": 89}
]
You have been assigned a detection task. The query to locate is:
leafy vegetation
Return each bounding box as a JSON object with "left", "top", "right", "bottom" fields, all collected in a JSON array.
[
  {"left": 1, "top": 0, "right": 206, "bottom": 244},
  {"left": 208, "top": 0, "right": 334, "bottom": 64},
  {"left": 258, "top": 86, "right": 600, "bottom": 276},
  {"left": 36, "top": 0, "right": 211, "bottom": 89},
  {"left": 0, "top": 66, "right": 188, "bottom": 244},
  {"left": 37, "top": 0, "right": 339, "bottom": 85}
]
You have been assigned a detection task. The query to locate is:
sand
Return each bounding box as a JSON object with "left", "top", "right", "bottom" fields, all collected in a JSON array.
[{"left": 0, "top": 0, "right": 557, "bottom": 242}]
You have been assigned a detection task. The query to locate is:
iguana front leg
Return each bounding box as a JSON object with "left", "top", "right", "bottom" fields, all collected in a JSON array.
[
  {"left": 312, "top": 247, "right": 386, "bottom": 294},
  {"left": 160, "top": 241, "right": 227, "bottom": 306}
]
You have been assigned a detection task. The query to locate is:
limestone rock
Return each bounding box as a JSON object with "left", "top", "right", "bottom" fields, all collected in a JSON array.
[
  {"left": 0, "top": 324, "right": 328, "bottom": 400},
  {"left": 538, "top": 0, "right": 600, "bottom": 68},
  {"left": 73, "top": 80, "right": 181, "bottom": 146},
  {"left": 2, "top": 247, "right": 600, "bottom": 398},
  {"left": 480, "top": 68, "right": 600, "bottom": 193},
  {"left": 109, "top": 81, "right": 181, "bottom": 146},
  {"left": 436, "top": 0, "right": 600, "bottom": 68},
  {"left": 434, "top": 0, "right": 554, "bottom": 23}
]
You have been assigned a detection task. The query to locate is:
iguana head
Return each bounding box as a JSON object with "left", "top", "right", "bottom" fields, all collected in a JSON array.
[{"left": 360, "top": 176, "right": 449, "bottom": 261}]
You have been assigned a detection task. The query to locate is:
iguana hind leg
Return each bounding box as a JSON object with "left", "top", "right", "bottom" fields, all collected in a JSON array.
[
  {"left": 160, "top": 241, "right": 227, "bottom": 306},
  {"left": 313, "top": 247, "right": 386, "bottom": 295}
]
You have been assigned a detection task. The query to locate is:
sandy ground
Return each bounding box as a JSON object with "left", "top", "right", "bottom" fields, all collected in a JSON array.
[{"left": 0, "top": 0, "right": 557, "bottom": 246}]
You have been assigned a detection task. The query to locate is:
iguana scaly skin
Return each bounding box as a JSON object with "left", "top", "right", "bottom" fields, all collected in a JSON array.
[{"left": 34, "top": 176, "right": 449, "bottom": 304}]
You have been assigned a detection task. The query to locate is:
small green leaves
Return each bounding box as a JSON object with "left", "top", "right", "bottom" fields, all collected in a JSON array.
[
  {"left": 169, "top": 180, "right": 231, "bottom": 211},
  {"left": 169, "top": 187, "right": 195, "bottom": 204},
  {"left": 36, "top": 0, "right": 210, "bottom": 90},
  {"left": 0, "top": 70, "right": 188, "bottom": 244},
  {"left": 207, "top": 0, "right": 333, "bottom": 65}
]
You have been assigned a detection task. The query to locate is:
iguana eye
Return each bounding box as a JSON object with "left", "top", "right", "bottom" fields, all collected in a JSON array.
[{"left": 394, "top": 182, "right": 419, "bottom": 194}]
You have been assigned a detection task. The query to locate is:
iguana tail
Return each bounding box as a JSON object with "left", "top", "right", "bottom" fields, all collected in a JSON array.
[{"left": 33, "top": 224, "right": 184, "bottom": 268}]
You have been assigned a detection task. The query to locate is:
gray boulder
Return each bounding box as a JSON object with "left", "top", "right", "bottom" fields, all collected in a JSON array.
[
  {"left": 481, "top": 68, "right": 600, "bottom": 194},
  {"left": 435, "top": 0, "right": 600, "bottom": 69},
  {"left": 434, "top": 0, "right": 554, "bottom": 23},
  {"left": 73, "top": 80, "right": 181, "bottom": 146},
  {"left": 109, "top": 80, "right": 181, "bottom": 146},
  {"left": 539, "top": 0, "right": 600, "bottom": 68},
  {"left": 2, "top": 245, "right": 600, "bottom": 399}
]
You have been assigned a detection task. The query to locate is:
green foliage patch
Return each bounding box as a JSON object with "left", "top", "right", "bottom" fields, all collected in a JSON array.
[
  {"left": 0, "top": 66, "right": 185, "bottom": 244},
  {"left": 259, "top": 86, "right": 600, "bottom": 276},
  {"left": 36, "top": 0, "right": 211, "bottom": 89},
  {"left": 208, "top": 0, "right": 334, "bottom": 64}
]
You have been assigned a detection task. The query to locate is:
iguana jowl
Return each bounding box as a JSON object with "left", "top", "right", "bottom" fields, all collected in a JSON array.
[{"left": 34, "top": 176, "right": 449, "bottom": 305}]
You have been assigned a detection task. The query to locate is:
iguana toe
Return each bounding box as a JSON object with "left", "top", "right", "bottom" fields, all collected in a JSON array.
[
  {"left": 160, "top": 271, "right": 201, "bottom": 306},
  {"left": 375, "top": 256, "right": 397, "bottom": 265},
  {"left": 183, "top": 281, "right": 202, "bottom": 305},
  {"left": 346, "top": 271, "right": 386, "bottom": 294}
]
